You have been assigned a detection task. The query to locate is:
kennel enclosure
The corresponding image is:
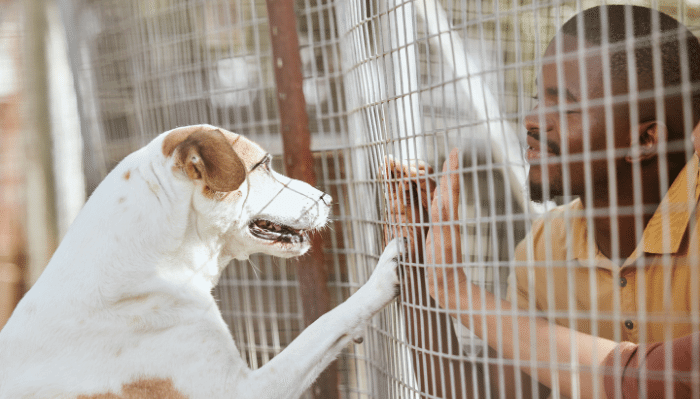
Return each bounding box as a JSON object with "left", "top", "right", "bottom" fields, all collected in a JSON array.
[{"left": 14, "top": 0, "right": 698, "bottom": 397}]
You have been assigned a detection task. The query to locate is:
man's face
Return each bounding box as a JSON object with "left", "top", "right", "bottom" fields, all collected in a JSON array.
[{"left": 525, "top": 34, "right": 631, "bottom": 203}]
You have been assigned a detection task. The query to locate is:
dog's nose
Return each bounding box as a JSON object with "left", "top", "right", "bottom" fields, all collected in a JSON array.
[{"left": 320, "top": 193, "right": 332, "bottom": 206}]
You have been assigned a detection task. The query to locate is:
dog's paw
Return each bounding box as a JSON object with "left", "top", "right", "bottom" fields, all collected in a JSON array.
[{"left": 368, "top": 237, "right": 406, "bottom": 304}]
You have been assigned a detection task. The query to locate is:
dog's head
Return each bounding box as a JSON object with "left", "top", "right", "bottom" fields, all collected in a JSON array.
[{"left": 160, "top": 125, "right": 331, "bottom": 259}]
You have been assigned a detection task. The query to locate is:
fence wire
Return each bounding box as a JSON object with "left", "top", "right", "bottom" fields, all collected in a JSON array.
[{"left": 62, "top": 0, "right": 700, "bottom": 397}]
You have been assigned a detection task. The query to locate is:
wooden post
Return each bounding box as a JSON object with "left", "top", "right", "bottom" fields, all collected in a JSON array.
[{"left": 264, "top": 1, "right": 338, "bottom": 398}]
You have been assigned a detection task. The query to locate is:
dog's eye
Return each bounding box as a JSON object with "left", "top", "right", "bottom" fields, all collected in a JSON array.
[
  {"left": 252, "top": 154, "right": 272, "bottom": 172},
  {"left": 261, "top": 155, "right": 272, "bottom": 170}
]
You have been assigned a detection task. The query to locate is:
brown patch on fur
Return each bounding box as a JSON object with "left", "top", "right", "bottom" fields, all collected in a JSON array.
[
  {"left": 162, "top": 126, "right": 246, "bottom": 193},
  {"left": 202, "top": 127, "right": 265, "bottom": 170},
  {"left": 166, "top": 126, "right": 267, "bottom": 171},
  {"left": 162, "top": 126, "right": 203, "bottom": 158},
  {"left": 229, "top": 134, "right": 267, "bottom": 170},
  {"left": 77, "top": 378, "right": 186, "bottom": 399},
  {"left": 114, "top": 294, "right": 149, "bottom": 305},
  {"left": 123, "top": 171, "right": 131, "bottom": 180}
]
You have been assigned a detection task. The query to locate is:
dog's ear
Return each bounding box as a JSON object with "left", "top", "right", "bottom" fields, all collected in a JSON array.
[{"left": 163, "top": 126, "right": 246, "bottom": 192}]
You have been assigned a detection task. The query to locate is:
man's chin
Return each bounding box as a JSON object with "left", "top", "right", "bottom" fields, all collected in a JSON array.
[
  {"left": 528, "top": 181, "right": 544, "bottom": 203},
  {"left": 528, "top": 180, "right": 562, "bottom": 204}
]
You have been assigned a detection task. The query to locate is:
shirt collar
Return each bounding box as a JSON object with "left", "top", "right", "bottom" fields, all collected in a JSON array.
[
  {"left": 571, "top": 154, "right": 700, "bottom": 268},
  {"left": 641, "top": 153, "right": 700, "bottom": 255}
]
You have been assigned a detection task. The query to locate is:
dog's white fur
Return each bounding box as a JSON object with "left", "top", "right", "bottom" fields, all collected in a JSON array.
[{"left": 0, "top": 125, "right": 402, "bottom": 398}]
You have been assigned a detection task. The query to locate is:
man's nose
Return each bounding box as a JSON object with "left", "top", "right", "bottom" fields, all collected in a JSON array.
[{"left": 524, "top": 104, "right": 554, "bottom": 132}]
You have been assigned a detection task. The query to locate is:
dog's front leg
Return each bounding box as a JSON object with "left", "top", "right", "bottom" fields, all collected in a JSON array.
[{"left": 236, "top": 238, "right": 404, "bottom": 399}]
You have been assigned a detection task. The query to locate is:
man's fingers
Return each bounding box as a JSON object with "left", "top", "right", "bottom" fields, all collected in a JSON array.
[
  {"left": 445, "top": 148, "right": 460, "bottom": 190},
  {"left": 436, "top": 148, "right": 461, "bottom": 221},
  {"left": 418, "top": 174, "right": 437, "bottom": 211},
  {"left": 448, "top": 147, "right": 460, "bottom": 172},
  {"left": 447, "top": 148, "right": 460, "bottom": 204},
  {"left": 385, "top": 154, "right": 437, "bottom": 213},
  {"left": 385, "top": 154, "right": 414, "bottom": 179}
]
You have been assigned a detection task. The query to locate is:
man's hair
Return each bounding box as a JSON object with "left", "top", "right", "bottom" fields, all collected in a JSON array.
[{"left": 560, "top": 5, "right": 700, "bottom": 140}]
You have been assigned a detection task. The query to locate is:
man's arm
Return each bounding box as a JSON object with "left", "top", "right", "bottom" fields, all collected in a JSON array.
[
  {"left": 425, "top": 149, "right": 617, "bottom": 398},
  {"left": 384, "top": 156, "right": 476, "bottom": 398},
  {"left": 483, "top": 345, "right": 551, "bottom": 398},
  {"left": 386, "top": 151, "right": 549, "bottom": 398},
  {"left": 483, "top": 272, "right": 552, "bottom": 398}
]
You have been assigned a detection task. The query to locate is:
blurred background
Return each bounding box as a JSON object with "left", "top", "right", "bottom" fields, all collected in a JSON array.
[{"left": 2, "top": 0, "right": 700, "bottom": 398}]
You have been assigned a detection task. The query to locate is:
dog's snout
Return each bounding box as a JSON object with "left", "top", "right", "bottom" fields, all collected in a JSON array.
[{"left": 320, "top": 193, "right": 332, "bottom": 206}]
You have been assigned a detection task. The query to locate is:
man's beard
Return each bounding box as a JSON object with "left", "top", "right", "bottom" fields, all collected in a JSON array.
[
  {"left": 528, "top": 180, "right": 544, "bottom": 203},
  {"left": 528, "top": 178, "right": 563, "bottom": 204}
]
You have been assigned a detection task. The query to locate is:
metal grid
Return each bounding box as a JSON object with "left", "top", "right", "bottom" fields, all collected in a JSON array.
[{"left": 61, "top": 0, "right": 700, "bottom": 397}]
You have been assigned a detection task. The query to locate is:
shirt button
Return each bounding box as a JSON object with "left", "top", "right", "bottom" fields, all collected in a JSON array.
[
  {"left": 619, "top": 277, "right": 627, "bottom": 287},
  {"left": 625, "top": 320, "right": 634, "bottom": 330}
]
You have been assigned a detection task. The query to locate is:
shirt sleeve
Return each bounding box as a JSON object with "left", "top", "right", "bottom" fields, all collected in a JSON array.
[{"left": 603, "top": 333, "right": 699, "bottom": 398}]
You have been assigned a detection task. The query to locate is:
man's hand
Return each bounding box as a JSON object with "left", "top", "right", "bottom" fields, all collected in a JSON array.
[
  {"left": 383, "top": 155, "right": 436, "bottom": 261},
  {"left": 425, "top": 148, "right": 468, "bottom": 303},
  {"left": 383, "top": 154, "right": 472, "bottom": 399}
]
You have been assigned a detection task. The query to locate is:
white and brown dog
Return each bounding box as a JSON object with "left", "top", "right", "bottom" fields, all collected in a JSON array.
[{"left": 0, "top": 125, "right": 403, "bottom": 398}]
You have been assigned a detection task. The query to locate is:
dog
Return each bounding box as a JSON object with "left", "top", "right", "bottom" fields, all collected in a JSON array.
[{"left": 0, "top": 125, "right": 403, "bottom": 398}]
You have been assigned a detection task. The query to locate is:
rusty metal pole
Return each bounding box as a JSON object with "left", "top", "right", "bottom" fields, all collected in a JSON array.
[{"left": 264, "top": 1, "right": 338, "bottom": 398}]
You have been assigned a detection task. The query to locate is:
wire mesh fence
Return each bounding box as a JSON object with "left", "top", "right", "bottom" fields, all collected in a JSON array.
[{"left": 60, "top": 0, "right": 700, "bottom": 397}]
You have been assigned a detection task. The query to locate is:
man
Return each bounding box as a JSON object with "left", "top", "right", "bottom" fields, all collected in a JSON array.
[{"left": 386, "top": 5, "right": 700, "bottom": 397}]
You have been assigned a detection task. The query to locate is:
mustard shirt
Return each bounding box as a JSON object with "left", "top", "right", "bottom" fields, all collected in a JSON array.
[{"left": 508, "top": 155, "right": 700, "bottom": 343}]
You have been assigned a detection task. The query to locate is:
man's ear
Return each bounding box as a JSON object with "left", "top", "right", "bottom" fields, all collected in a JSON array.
[
  {"left": 625, "top": 120, "right": 664, "bottom": 164},
  {"left": 163, "top": 126, "right": 246, "bottom": 192}
]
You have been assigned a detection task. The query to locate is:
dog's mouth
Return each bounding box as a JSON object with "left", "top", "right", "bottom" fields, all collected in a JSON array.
[{"left": 249, "top": 219, "right": 309, "bottom": 244}]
